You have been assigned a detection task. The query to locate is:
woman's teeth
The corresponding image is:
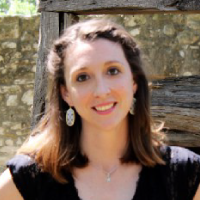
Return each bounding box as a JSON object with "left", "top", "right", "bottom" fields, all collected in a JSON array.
[{"left": 95, "top": 103, "right": 114, "bottom": 111}]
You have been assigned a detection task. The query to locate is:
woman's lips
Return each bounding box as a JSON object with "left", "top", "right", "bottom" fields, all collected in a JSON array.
[{"left": 92, "top": 102, "right": 117, "bottom": 115}]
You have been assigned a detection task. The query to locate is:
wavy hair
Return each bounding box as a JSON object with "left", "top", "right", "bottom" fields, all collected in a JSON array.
[{"left": 18, "top": 18, "right": 165, "bottom": 183}]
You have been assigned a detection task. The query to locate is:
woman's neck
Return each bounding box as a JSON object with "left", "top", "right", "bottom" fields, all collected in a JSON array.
[{"left": 80, "top": 119, "right": 128, "bottom": 171}]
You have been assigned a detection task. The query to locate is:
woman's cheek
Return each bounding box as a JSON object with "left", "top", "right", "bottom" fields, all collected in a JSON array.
[{"left": 73, "top": 88, "right": 91, "bottom": 105}]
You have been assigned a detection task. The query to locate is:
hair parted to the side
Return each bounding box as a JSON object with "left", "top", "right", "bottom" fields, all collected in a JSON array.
[{"left": 18, "top": 18, "right": 165, "bottom": 183}]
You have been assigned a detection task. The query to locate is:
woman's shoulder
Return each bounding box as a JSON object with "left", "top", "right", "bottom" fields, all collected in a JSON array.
[
  {"left": 6, "top": 154, "right": 42, "bottom": 200},
  {"left": 6, "top": 154, "right": 41, "bottom": 181},
  {"left": 159, "top": 145, "right": 200, "bottom": 164},
  {"left": 154, "top": 146, "right": 200, "bottom": 200},
  {"left": 7, "top": 154, "right": 37, "bottom": 169},
  {"left": 6, "top": 154, "right": 76, "bottom": 200}
]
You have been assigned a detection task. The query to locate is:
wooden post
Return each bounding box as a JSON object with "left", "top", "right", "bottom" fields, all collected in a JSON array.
[
  {"left": 31, "top": 12, "right": 78, "bottom": 128},
  {"left": 31, "top": 12, "right": 59, "bottom": 128}
]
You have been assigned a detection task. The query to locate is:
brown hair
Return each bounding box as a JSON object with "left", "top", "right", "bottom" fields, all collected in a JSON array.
[{"left": 18, "top": 18, "right": 165, "bottom": 183}]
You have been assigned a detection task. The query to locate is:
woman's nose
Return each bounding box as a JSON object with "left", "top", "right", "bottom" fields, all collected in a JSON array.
[{"left": 93, "top": 79, "right": 110, "bottom": 98}]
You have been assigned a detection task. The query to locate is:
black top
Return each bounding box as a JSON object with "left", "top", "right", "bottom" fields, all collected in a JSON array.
[{"left": 7, "top": 146, "right": 200, "bottom": 200}]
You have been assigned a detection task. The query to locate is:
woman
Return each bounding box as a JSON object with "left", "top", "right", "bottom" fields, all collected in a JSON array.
[{"left": 0, "top": 18, "right": 200, "bottom": 200}]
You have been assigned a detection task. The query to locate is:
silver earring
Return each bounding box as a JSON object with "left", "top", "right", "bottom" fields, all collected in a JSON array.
[
  {"left": 66, "top": 107, "right": 75, "bottom": 126},
  {"left": 129, "top": 97, "right": 136, "bottom": 115}
]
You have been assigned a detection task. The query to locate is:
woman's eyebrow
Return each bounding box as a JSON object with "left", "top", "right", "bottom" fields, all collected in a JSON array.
[
  {"left": 71, "top": 61, "right": 123, "bottom": 73},
  {"left": 71, "top": 66, "right": 88, "bottom": 73},
  {"left": 105, "top": 60, "right": 123, "bottom": 65}
]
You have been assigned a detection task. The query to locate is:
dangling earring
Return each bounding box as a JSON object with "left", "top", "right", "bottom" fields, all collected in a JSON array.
[
  {"left": 66, "top": 107, "right": 75, "bottom": 126},
  {"left": 129, "top": 97, "right": 136, "bottom": 115}
]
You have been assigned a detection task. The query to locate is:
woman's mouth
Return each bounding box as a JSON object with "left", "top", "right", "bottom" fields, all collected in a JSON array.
[{"left": 92, "top": 102, "right": 117, "bottom": 115}]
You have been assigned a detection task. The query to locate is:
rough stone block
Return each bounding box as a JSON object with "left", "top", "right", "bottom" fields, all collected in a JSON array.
[
  {"left": 16, "top": 138, "right": 23, "bottom": 146},
  {"left": 11, "top": 123, "right": 22, "bottom": 130},
  {"left": 0, "top": 26, "right": 20, "bottom": 40},
  {"left": 1, "top": 42, "right": 17, "bottom": 49},
  {"left": 177, "top": 31, "right": 200, "bottom": 45},
  {"left": 0, "top": 128, "right": 5, "bottom": 135},
  {"left": 0, "top": 55, "right": 4, "bottom": 62},
  {"left": 5, "top": 139, "right": 14, "bottom": 146},
  {"left": 172, "top": 14, "right": 185, "bottom": 24},
  {"left": 124, "top": 16, "right": 137, "bottom": 27},
  {"left": 33, "top": 43, "right": 39, "bottom": 50},
  {"left": 2, "top": 122, "right": 12, "bottom": 127},
  {"left": 179, "top": 50, "right": 185, "bottom": 58},
  {"left": 0, "top": 146, "right": 18, "bottom": 154},
  {"left": 0, "top": 16, "right": 20, "bottom": 40},
  {"left": 16, "top": 131, "right": 22, "bottom": 136},
  {"left": 0, "top": 95, "right": 3, "bottom": 102},
  {"left": 0, "top": 85, "right": 22, "bottom": 94},
  {"left": 21, "top": 43, "right": 32, "bottom": 51},
  {"left": 21, "top": 31, "right": 34, "bottom": 42},
  {"left": 32, "top": 65, "right": 36, "bottom": 73},
  {"left": 0, "top": 156, "right": 8, "bottom": 166},
  {"left": 6, "top": 95, "right": 18, "bottom": 106},
  {"left": 130, "top": 28, "right": 140, "bottom": 37},
  {"left": 0, "top": 16, "right": 20, "bottom": 25},
  {"left": 186, "top": 14, "right": 200, "bottom": 22},
  {"left": 21, "top": 90, "right": 34, "bottom": 105},
  {"left": 21, "top": 15, "right": 40, "bottom": 32},
  {"left": 12, "top": 52, "right": 22, "bottom": 60},
  {"left": 186, "top": 21, "right": 200, "bottom": 30},
  {"left": 7, "top": 63, "right": 17, "bottom": 73},
  {"left": 14, "top": 78, "right": 34, "bottom": 85},
  {"left": 163, "top": 25, "right": 175, "bottom": 36},
  {"left": 0, "top": 139, "right": 3, "bottom": 146},
  {"left": 124, "top": 15, "right": 146, "bottom": 27},
  {"left": 33, "top": 53, "right": 38, "bottom": 59}
]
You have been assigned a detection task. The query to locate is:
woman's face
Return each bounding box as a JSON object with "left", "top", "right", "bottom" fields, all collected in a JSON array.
[{"left": 61, "top": 38, "right": 137, "bottom": 130}]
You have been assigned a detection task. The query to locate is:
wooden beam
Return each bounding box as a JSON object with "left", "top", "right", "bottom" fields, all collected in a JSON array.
[
  {"left": 151, "top": 106, "right": 200, "bottom": 134},
  {"left": 164, "top": 132, "right": 200, "bottom": 147},
  {"left": 31, "top": 12, "right": 78, "bottom": 128},
  {"left": 151, "top": 76, "right": 200, "bottom": 109},
  {"left": 31, "top": 12, "right": 59, "bottom": 128},
  {"left": 151, "top": 76, "right": 200, "bottom": 147},
  {"left": 38, "top": 0, "right": 200, "bottom": 13}
]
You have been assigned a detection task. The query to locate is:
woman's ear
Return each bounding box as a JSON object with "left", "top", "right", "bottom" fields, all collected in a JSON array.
[
  {"left": 60, "top": 85, "right": 73, "bottom": 106},
  {"left": 133, "top": 81, "right": 138, "bottom": 94}
]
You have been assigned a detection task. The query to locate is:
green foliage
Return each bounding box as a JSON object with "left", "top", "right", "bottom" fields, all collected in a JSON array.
[
  {"left": 0, "top": 0, "right": 10, "bottom": 15},
  {"left": 0, "top": 0, "right": 37, "bottom": 16}
]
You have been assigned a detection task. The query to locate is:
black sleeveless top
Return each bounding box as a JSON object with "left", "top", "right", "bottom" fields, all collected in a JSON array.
[{"left": 7, "top": 146, "right": 200, "bottom": 200}]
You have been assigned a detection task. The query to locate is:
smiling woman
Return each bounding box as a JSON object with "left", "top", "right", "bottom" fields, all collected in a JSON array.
[
  {"left": 60, "top": 39, "right": 136, "bottom": 131},
  {"left": 0, "top": 18, "right": 200, "bottom": 200}
]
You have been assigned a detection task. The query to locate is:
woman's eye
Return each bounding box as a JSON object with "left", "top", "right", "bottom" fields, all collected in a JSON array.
[
  {"left": 107, "top": 67, "right": 120, "bottom": 75},
  {"left": 76, "top": 74, "right": 89, "bottom": 82}
]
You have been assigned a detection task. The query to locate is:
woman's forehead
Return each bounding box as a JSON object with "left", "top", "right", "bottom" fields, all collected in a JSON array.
[{"left": 64, "top": 39, "right": 128, "bottom": 70}]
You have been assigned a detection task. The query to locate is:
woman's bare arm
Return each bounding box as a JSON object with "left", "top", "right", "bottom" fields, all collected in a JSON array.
[
  {"left": 194, "top": 183, "right": 200, "bottom": 200},
  {"left": 0, "top": 169, "right": 24, "bottom": 200}
]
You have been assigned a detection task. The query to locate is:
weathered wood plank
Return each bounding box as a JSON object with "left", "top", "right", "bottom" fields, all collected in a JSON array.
[
  {"left": 31, "top": 13, "right": 78, "bottom": 128},
  {"left": 59, "top": 13, "right": 79, "bottom": 35},
  {"left": 151, "top": 106, "right": 200, "bottom": 134},
  {"left": 151, "top": 76, "right": 200, "bottom": 109},
  {"left": 164, "top": 132, "right": 200, "bottom": 147},
  {"left": 31, "top": 12, "right": 59, "bottom": 128},
  {"left": 151, "top": 76, "right": 200, "bottom": 146},
  {"left": 38, "top": 0, "right": 200, "bottom": 13}
]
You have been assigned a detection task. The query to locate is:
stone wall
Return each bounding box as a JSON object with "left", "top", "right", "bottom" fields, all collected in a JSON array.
[
  {"left": 82, "top": 14, "right": 200, "bottom": 78},
  {"left": 0, "top": 15, "right": 39, "bottom": 172},
  {"left": 0, "top": 14, "right": 200, "bottom": 173}
]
